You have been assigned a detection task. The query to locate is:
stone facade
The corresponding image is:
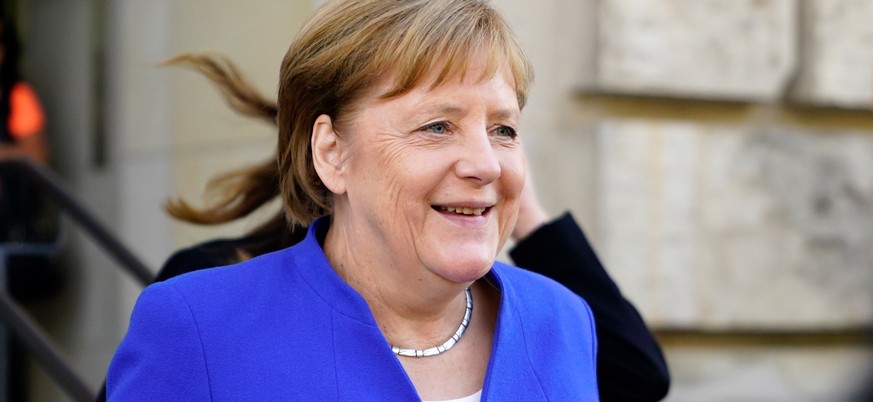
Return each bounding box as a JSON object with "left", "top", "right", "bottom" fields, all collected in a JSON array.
[
  {"left": 666, "top": 343, "right": 873, "bottom": 401},
  {"left": 595, "top": 0, "right": 797, "bottom": 101},
  {"left": 790, "top": 0, "right": 873, "bottom": 108},
  {"left": 499, "top": 4, "right": 873, "bottom": 400},
  {"left": 595, "top": 120, "right": 873, "bottom": 329}
]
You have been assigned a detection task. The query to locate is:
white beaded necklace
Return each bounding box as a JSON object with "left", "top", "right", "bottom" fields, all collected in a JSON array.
[{"left": 391, "top": 288, "right": 473, "bottom": 357}]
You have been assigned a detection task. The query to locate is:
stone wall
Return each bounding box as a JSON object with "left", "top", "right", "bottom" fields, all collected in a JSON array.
[
  {"left": 596, "top": 120, "right": 873, "bottom": 330},
  {"left": 579, "top": 0, "right": 873, "bottom": 331},
  {"left": 595, "top": 0, "right": 797, "bottom": 101},
  {"left": 500, "top": 0, "right": 873, "bottom": 400},
  {"left": 791, "top": 0, "right": 873, "bottom": 108}
]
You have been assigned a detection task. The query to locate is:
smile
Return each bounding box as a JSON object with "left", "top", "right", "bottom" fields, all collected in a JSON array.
[{"left": 434, "top": 206, "right": 490, "bottom": 216}]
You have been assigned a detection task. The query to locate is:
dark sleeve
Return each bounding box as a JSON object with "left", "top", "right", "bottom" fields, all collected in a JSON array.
[
  {"left": 153, "top": 238, "right": 255, "bottom": 282},
  {"left": 153, "top": 245, "right": 228, "bottom": 283},
  {"left": 154, "top": 225, "right": 305, "bottom": 283},
  {"left": 509, "top": 212, "right": 670, "bottom": 401}
]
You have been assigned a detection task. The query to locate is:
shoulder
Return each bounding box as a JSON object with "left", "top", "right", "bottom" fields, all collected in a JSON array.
[
  {"left": 148, "top": 225, "right": 333, "bottom": 320},
  {"left": 108, "top": 248, "right": 300, "bottom": 399},
  {"left": 126, "top": 246, "right": 309, "bottom": 343},
  {"left": 160, "top": 246, "right": 295, "bottom": 299},
  {"left": 108, "top": 278, "right": 213, "bottom": 399},
  {"left": 130, "top": 246, "right": 303, "bottom": 330}
]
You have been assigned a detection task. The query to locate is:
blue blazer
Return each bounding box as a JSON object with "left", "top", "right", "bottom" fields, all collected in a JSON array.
[{"left": 107, "top": 219, "right": 599, "bottom": 401}]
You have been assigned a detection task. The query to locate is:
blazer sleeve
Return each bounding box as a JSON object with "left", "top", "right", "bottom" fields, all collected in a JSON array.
[
  {"left": 106, "top": 282, "right": 212, "bottom": 401},
  {"left": 509, "top": 212, "right": 670, "bottom": 402}
]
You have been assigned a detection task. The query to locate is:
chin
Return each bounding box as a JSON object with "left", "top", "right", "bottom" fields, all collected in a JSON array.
[{"left": 433, "top": 254, "right": 496, "bottom": 283}]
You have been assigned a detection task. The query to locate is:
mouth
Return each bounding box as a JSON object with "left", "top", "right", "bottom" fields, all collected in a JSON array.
[{"left": 433, "top": 205, "right": 491, "bottom": 216}]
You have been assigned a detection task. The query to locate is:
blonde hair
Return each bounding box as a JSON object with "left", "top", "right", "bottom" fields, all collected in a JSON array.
[
  {"left": 165, "top": 0, "right": 534, "bottom": 234},
  {"left": 277, "top": 0, "right": 533, "bottom": 226}
]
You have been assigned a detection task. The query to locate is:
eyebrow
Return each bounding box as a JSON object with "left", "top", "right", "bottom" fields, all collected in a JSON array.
[
  {"left": 418, "top": 103, "right": 465, "bottom": 119},
  {"left": 488, "top": 108, "right": 519, "bottom": 121},
  {"left": 415, "top": 103, "right": 519, "bottom": 121}
]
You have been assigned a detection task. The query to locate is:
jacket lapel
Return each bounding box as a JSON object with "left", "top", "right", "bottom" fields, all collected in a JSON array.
[
  {"left": 331, "top": 312, "right": 421, "bottom": 401},
  {"left": 480, "top": 269, "right": 549, "bottom": 401}
]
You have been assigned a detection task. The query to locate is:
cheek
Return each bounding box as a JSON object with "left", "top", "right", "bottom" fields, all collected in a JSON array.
[
  {"left": 500, "top": 152, "right": 527, "bottom": 195},
  {"left": 369, "top": 142, "right": 430, "bottom": 210},
  {"left": 375, "top": 138, "right": 407, "bottom": 172}
]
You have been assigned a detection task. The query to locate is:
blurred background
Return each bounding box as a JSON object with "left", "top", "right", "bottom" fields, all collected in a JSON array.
[{"left": 2, "top": 0, "right": 872, "bottom": 400}]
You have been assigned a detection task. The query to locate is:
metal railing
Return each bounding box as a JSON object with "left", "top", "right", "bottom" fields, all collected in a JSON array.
[{"left": 0, "top": 157, "right": 153, "bottom": 402}]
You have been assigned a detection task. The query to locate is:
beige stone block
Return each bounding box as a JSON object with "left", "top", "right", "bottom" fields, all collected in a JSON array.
[
  {"left": 110, "top": 1, "right": 174, "bottom": 156},
  {"left": 168, "top": 0, "right": 310, "bottom": 149},
  {"left": 595, "top": 0, "right": 797, "bottom": 101},
  {"left": 596, "top": 119, "right": 873, "bottom": 329},
  {"left": 790, "top": 0, "right": 873, "bottom": 108},
  {"left": 665, "top": 343, "right": 873, "bottom": 401}
]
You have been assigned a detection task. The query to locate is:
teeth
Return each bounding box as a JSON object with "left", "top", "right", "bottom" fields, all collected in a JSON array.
[{"left": 440, "top": 206, "right": 486, "bottom": 216}]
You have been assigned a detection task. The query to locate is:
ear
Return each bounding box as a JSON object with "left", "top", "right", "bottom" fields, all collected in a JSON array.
[{"left": 311, "top": 114, "right": 347, "bottom": 195}]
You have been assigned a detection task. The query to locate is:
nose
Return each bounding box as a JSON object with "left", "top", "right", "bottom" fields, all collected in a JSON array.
[{"left": 454, "top": 130, "right": 501, "bottom": 185}]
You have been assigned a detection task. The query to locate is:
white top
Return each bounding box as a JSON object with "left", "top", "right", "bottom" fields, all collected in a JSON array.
[{"left": 424, "top": 389, "right": 482, "bottom": 402}]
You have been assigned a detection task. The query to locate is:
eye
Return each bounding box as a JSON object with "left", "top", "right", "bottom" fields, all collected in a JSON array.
[
  {"left": 494, "top": 125, "right": 518, "bottom": 139},
  {"left": 421, "top": 121, "right": 450, "bottom": 135}
]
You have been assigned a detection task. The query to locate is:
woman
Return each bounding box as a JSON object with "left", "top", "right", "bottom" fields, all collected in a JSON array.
[
  {"left": 104, "top": 54, "right": 667, "bottom": 401},
  {"left": 109, "top": 0, "right": 598, "bottom": 400}
]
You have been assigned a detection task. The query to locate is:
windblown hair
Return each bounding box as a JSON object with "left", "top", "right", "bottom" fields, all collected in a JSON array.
[
  {"left": 161, "top": 54, "right": 292, "bottom": 257},
  {"left": 163, "top": 54, "right": 280, "bottom": 226},
  {"left": 165, "top": 0, "right": 533, "bottom": 242}
]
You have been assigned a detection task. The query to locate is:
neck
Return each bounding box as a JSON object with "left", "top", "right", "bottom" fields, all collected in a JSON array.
[{"left": 323, "top": 214, "right": 472, "bottom": 348}]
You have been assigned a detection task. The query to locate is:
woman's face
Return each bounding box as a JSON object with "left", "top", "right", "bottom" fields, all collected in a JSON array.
[{"left": 328, "top": 63, "right": 525, "bottom": 284}]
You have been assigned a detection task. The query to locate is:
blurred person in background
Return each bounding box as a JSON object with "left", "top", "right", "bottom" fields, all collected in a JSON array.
[
  {"left": 0, "top": 12, "right": 62, "bottom": 302},
  {"left": 0, "top": 11, "right": 64, "bottom": 402},
  {"left": 0, "top": 12, "right": 63, "bottom": 299},
  {"left": 0, "top": 13, "right": 49, "bottom": 243}
]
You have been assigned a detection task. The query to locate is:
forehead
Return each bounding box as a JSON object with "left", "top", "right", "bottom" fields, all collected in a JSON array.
[
  {"left": 374, "top": 54, "right": 519, "bottom": 100},
  {"left": 358, "top": 67, "right": 520, "bottom": 117}
]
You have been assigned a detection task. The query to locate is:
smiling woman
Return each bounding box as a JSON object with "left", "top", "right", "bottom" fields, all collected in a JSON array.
[
  {"left": 315, "top": 66, "right": 525, "bottom": 288},
  {"left": 106, "top": 1, "right": 599, "bottom": 401}
]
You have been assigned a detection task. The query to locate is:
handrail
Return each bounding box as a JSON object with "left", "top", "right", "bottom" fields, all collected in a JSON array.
[
  {"left": 1, "top": 158, "right": 153, "bottom": 284},
  {"left": 0, "top": 157, "right": 156, "bottom": 402},
  {"left": 0, "top": 286, "right": 94, "bottom": 402}
]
